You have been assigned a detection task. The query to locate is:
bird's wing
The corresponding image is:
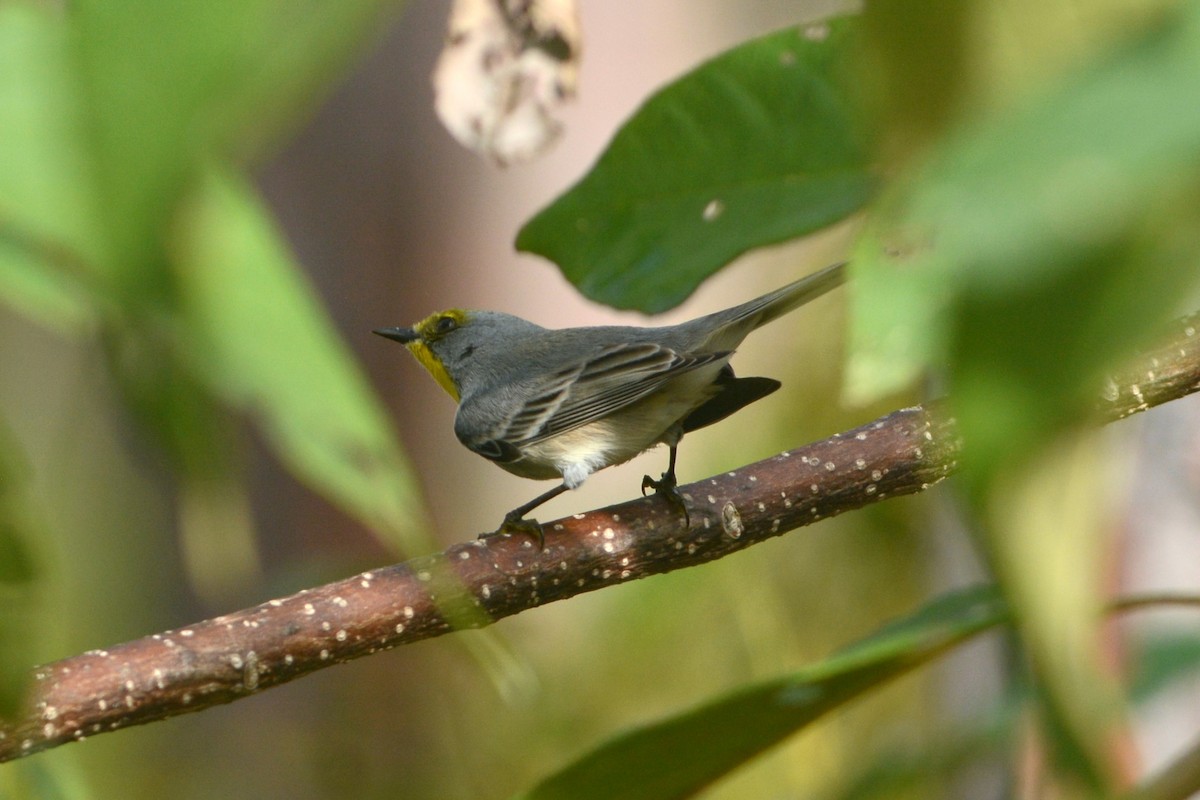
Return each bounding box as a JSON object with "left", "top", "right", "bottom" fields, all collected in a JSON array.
[{"left": 461, "top": 342, "right": 728, "bottom": 455}]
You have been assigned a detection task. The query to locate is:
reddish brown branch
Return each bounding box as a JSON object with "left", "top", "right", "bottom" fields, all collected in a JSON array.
[{"left": 2, "top": 313, "right": 1198, "bottom": 762}]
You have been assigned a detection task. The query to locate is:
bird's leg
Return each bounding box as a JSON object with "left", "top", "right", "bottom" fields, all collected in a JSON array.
[
  {"left": 641, "top": 445, "right": 690, "bottom": 526},
  {"left": 484, "top": 482, "right": 570, "bottom": 549}
]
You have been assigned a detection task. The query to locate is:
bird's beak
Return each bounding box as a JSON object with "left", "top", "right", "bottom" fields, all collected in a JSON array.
[{"left": 373, "top": 326, "right": 420, "bottom": 344}]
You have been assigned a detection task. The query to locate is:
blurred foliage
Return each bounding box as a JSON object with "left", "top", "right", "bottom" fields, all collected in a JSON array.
[
  {"left": 0, "top": 0, "right": 426, "bottom": 680},
  {"left": 174, "top": 167, "right": 429, "bottom": 554},
  {"left": 521, "top": 587, "right": 1006, "bottom": 800},
  {"left": 3, "top": 0, "right": 1200, "bottom": 798},
  {"left": 848, "top": 2, "right": 1200, "bottom": 791},
  {"left": 0, "top": 0, "right": 428, "bottom": 785}
]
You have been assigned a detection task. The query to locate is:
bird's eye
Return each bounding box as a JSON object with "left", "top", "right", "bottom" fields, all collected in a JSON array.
[{"left": 435, "top": 315, "right": 458, "bottom": 335}]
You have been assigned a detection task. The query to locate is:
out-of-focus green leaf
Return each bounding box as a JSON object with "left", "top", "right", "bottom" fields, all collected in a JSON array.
[
  {"left": 843, "top": 230, "right": 948, "bottom": 406},
  {"left": 172, "top": 166, "right": 431, "bottom": 554},
  {"left": 986, "top": 434, "right": 1124, "bottom": 792},
  {"left": 859, "top": 0, "right": 973, "bottom": 159},
  {"left": 850, "top": 6, "right": 1200, "bottom": 791},
  {"left": 3, "top": 0, "right": 435, "bottom": 571},
  {"left": 517, "top": 18, "right": 874, "bottom": 313},
  {"left": 0, "top": 239, "right": 94, "bottom": 332},
  {"left": 214, "top": 2, "right": 407, "bottom": 162},
  {"left": 848, "top": 2, "right": 1200, "bottom": 407},
  {"left": 69, "top": 0, "right": 405, "bottom": 297},
  {"left": 58, "top": 0, "right": 428, "bottom": 557},
  {"left": 0, "top": 4, "right": 101, "bottom": 329},
  {"left": 103, "top": 324, "right": 263, "bottom": 595},
  {"left": 516, "top": 587, "right": 1006, "bottom": 800}
]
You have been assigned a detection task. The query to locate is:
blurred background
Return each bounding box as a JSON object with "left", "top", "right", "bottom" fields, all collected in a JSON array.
[{"left": 3, "top": 0, "right": 1200, "bottom": 798}]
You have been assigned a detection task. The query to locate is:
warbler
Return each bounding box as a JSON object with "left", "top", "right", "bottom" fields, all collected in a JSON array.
[{"left": 375, "top": 261, "right": 846, "bottom": 545}]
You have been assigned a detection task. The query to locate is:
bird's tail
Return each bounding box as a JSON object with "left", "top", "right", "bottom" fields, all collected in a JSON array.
[{"left": 684, "top": 261, "right": 847, "bottom": 351}]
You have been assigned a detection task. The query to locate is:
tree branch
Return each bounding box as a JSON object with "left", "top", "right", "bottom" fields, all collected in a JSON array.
[{"left": 2, "top": 313, "right": 1198, "bottom": 762}]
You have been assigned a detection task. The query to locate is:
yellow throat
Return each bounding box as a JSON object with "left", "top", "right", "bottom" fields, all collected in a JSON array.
[{"left": 407, "top": 309, "right": 466, "bottom": 401}]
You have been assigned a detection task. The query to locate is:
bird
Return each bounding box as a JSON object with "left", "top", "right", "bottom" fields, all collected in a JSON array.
[{"left": 375, "top": 261, "right": 846, "bottom": 545}]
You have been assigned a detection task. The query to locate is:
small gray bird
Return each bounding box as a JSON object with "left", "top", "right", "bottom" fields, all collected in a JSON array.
[{"left": 375, "top": 261, "right": 845, "bottom": 544}]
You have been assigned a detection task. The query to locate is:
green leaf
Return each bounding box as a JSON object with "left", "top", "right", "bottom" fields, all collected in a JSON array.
[
  {"left": 857, "top": 0, "right": 973, "bottom": 155},
  {"left": 69, "top": 0, "right": 404, "bottom": 295},
  {"left": 172, "top": 166, "right": 432, "bottom": 554},
  {"left": 1, "top": 0, "right": 400, "bottom": 324},
  {"left": 517, "top": 17, "right": 874, "bottom": 313},
  {"left": 212, "top": 1, "right": 408, "bottom": 161},
  {"left": 517, "top": 587, "right": 1006, "bottom": 800},
  {"left": 848, "top": 2, "right": 1200, "bottom": 406},
  {"left": 0, "top": 4, "right": 101, "bottom": 328},
  {"left": 849, "top": 7, "right": 1200, "bottom": 790},
  {"left": 984, "top": 435, "right": 1125, "bottom": 792},
  {"left": 3, "top": 1, "right": 432, "bottom": 560}
]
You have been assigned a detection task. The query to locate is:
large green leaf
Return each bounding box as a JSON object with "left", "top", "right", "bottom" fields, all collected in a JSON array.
[
  {"left": 517, "top": 17, "right": 874, "bottom": 313},
  {"left": 173, "top": 167, "right": 432, "bottom": 553},
  {"left": 517, "top": 587, "right": 1006, "bottom": 800}
]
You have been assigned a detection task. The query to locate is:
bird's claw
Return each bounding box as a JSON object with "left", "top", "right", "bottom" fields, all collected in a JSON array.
[
  {"left": 480, "top": 512, "right": 546, "bottom": 550},
  {"left": 641, "top": 473, "right": 691, "bottom": 527}
]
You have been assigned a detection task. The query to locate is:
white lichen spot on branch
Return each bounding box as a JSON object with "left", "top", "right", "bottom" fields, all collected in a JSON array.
[
  {"left": 721, "top": 502, "right": 744, "bottom": 538},
  {"left": 243, "top": 652, "right": 259, "bottom": 692},
  {"left": 803, "top": 22, "right": 830, "bottom": 41}
]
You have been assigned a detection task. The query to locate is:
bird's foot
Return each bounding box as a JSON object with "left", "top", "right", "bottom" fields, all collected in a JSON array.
[
  {"left": 641, "top": 472, "right": 691, "bottom": 527},
  {"left": 479, "top": 511, "right": 545, "bottom": 550}
]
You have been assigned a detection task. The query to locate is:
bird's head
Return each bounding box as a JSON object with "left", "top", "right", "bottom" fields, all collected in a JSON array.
[{"left": 374, "top": 309, "right": 471, "bottom": 401}]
